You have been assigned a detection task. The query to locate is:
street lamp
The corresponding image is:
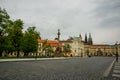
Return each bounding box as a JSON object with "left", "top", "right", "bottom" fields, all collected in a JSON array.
[
  {"left": 115, "top": 42, "right": 118, "bottom": 62},
  {"left": 115, "top": 42, "right": 118, "bottom": 54}
]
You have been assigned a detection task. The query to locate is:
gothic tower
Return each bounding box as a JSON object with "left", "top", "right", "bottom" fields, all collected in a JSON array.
[
  {"left": 84, "top": 33, "right": 88, "bottom": 44},
  {"left": 88, "top": 33, "right": 93, "bottom": 45}
]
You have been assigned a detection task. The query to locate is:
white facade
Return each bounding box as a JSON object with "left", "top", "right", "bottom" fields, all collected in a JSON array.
[{"left": 69, "top": 37, "right": 84, "bottom": 56}]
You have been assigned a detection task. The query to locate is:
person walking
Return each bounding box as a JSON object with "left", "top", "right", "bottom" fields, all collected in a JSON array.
[{"left": 116, "top": 53, "right": 118, "bottom": 62}]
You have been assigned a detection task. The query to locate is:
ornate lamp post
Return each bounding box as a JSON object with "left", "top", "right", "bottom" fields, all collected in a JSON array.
[{"left": 115, "top": 42, "right": 118, "bottom": 62}]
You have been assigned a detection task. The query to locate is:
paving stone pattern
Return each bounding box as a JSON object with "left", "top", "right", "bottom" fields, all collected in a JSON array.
[
  {"left": 111, "top": 59, "right": 120, "bottom": 80},
  {"left": 0, "top": 57, "right": 114, "bottom": 80}
]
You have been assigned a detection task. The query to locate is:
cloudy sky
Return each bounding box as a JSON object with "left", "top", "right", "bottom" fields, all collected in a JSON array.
[{"left": 0, "top": 0, "right": 120, "bottom": 44}]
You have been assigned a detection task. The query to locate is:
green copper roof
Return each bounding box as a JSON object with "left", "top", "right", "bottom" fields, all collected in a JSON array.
[{"left": 88, "top": 33, "right": 92, "bottom": 42}]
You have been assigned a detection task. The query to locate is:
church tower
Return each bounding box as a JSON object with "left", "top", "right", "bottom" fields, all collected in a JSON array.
[
  {"left": 57, "top": 29, "right": 60, "bottom": 41},
  {"left": 84, "top": 33, "right": 88, "bottom": 44},
  {"left": 56, "top": 29, "right": 62, "bottom": 55},
  {"left": 88, "top": 33, "right": 93, "bottom": 45}
]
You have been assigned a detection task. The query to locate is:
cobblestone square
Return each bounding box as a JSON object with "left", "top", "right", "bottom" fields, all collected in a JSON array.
[{"left": 0, "top": 57, "right": 115, "bottom": 80}]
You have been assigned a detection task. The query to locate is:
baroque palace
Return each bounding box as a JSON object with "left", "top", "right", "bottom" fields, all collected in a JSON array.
[{"left": 38, "top": 29, "right": 120, "bottom": 57}]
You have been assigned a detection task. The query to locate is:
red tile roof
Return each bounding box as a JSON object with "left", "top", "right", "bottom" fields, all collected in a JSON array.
[{"left": 38, "top": 39, "right": 62, "bottom": 47}]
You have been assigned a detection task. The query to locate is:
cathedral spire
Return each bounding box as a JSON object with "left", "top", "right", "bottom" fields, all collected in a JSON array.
[
  {"left": 79, "top": 34, "right": 82, "bottom": 40},
  {"left": 88, "top": 33, "right": 93, "bottom": 45},
  {"left": 84, "top": 33, "right": 87, "bottom": 44}
]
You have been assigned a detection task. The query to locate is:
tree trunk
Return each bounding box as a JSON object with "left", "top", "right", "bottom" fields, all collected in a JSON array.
[
  {"left": 17, "top": 51, "right": 20, "bottom": 57},
  {"left": 24, "top": 52, "right": 29, "bottom": 57},
  {"left": 0, "top": 53, "right": 2, "bottom": 57}
]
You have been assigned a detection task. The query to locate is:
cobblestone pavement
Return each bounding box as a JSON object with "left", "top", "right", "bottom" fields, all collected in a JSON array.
[
  {"left": 106, "top": 58, "right": 120, "bottom": 80},
  {"left": 0, "top": 57, "right": 114, "bottom": 80}
]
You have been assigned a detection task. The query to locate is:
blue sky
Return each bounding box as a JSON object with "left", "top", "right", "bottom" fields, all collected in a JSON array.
[{"left": 0, "top": 0, "right": 120, "bottom": 44}]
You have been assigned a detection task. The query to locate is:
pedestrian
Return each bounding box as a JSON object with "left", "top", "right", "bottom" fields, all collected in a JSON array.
[{"left": 116, "top": 53, "right": 118, "bottom": 62}]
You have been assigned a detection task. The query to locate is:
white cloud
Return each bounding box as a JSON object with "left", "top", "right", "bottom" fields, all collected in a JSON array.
[{"left": 0, "top": 0, "right": 119, "bottom": 44}]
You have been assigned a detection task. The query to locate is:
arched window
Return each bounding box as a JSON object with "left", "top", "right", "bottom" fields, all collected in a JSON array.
[{"left": 97, "top": 48, "right": 103, "bottom": 56}]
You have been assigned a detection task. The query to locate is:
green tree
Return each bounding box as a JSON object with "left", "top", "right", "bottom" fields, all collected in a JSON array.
[
  {"left": 63, "top": 44, "right": 71, "bottom": 53},
  {"left": 41, "top": 40, "right": 54, "bottom": 56},
  {"left": 0, "top": 8, "right": 10, "bottom": 36},
  {"left": 21, "top": 26, "right": 38, "bottom": 56},
  {"left": 9, "top": 19, "right": 23, "bottom": 57},
  {"left": 2, "top": 36, "right": 14, "bottom": 56},
  {"left": 42, "top": 39, "right": 48, "bottom": 55},
  {"left": 46, "top": 44, "right": 54, "bottom": 56},
  {"left": 0, "top": 7, "right": 10, "bottom": 56}
]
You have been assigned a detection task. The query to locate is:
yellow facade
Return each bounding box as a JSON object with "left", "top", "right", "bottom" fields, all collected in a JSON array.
[{"left": 84, "top": 44, "right": 120, "bottom": 56}]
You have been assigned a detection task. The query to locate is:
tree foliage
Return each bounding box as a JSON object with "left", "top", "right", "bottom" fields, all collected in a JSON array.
[
  {"left": 0, "top": 8, "right": 10, "bottom": 36},
  {"left": 41, "top": 40, "right": 54, "bottom": 56},
  {"left": 0, "top": 7, "right": 10, "bottom": 56},
  {"left": 0, "top": 7, "right": 40, "bottom": 57},
  {"left": 21, "top": 27, "right": 38, "bottom": 56},
  {"left": 63, "top": 44, "right": 71, "bottom": 53},
  {"left": 9, "top": 19, "right": 23, "bottom": 57}
]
